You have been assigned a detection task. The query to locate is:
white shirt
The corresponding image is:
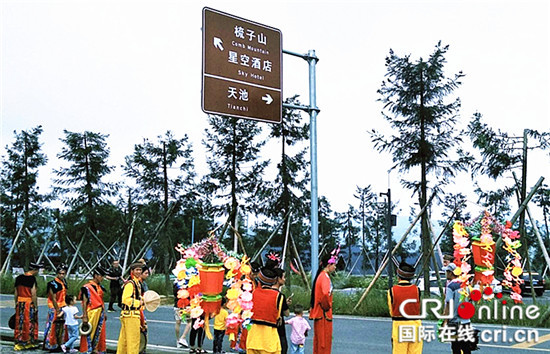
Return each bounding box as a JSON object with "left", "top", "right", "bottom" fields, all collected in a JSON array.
[{"left": 62, "top": 305, "right": 80, "bottom": 326}]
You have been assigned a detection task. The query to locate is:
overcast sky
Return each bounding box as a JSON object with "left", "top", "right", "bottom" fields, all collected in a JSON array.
[{"left": 1, "top": 0, "right": 548, "bottom": 221}]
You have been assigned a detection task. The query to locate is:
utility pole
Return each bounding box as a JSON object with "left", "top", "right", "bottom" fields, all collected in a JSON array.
[{"left": 380, "top": 188, "right": 393, "bottom": 288}]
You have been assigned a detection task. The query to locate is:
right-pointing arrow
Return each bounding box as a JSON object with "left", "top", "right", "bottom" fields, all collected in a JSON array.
[
  {"left": 262, "top": 94, "right": 273, "bottom": 105},
  {"left": 213, "top": 37, "right": 224, "bottom": 51}
]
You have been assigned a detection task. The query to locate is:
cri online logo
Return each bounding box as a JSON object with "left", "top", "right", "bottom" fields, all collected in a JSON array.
[
  {"left": 399, "top": 287, "right": 541, "bottom": 321},
  {"left": 457, "top": 287, "right": 502, "bottom": 320}
]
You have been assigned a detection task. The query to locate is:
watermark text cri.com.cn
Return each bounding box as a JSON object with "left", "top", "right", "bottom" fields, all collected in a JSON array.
[{"left": 398, "top": 324, "right": 540, "bottom": 344}]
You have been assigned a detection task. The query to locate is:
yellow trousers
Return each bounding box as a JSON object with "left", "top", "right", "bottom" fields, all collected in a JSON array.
[
  {"left": 391, "top": 320, "right": 423, "bottom": 354},
  {"left": 117, "top": 311, "right": 141, "bottom": 354}
]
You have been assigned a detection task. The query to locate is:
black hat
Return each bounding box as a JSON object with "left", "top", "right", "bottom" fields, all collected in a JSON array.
[
  {"left": 397, "top": 261, "right": 416, "bottom": 280},
  {"left": 56, "top": 263, "right": 68, "bottom": 273},
  {"left": 29, "top": 262, "right": 44, "bottom": 270},
  {"left": 250, "top": 261, "right": 261, "bottom": 273},
  {"left": 93, "top": 266, "right": 108, "bottom": 276},
  {"left": 257, "top": 267, "right": 277, "bottom": 286}
]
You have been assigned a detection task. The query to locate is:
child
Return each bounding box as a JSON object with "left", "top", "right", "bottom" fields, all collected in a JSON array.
[
  {"left": 285, "top": 304, "right": 311, "bottom": 354},
  {"left": 213, "top": 297, "right": 228, "bottom": 354},
  {"left": 61, "top": 295, "right": 82, "bottom": 353}
]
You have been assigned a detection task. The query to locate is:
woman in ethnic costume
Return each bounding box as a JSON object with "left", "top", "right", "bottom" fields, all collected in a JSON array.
[
  {"left": 310, "top": 248, "right": 339, "bottom": 354},
  {"left": 79, "top": 267, "right": 108, "bottom": 354},
  {"left": 246, "top": 254, "right": 285, "bottom": 354},
  {"left": 44, "top": 264, "right": 68, "bottom": 352},
  {"left": 13, "top": 262, "right": 42, "bottom": 351}
]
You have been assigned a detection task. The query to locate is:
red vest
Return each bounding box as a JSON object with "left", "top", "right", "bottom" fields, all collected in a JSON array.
[
  {"left": 390, "top": 281, "right": 420, "bottom": 318},
  {"left": 251, "top": 286, "right": 280, "bottom": 326},
  {"left": 82, "top": 282, "right": 104, "bottom": 310},
  {"left": 47, "top": 278, "right": 67, "bottom": 308}
]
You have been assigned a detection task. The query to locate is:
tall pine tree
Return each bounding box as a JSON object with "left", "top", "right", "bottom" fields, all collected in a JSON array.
[
  {"left": 1, "top": 126, "right": 48, "bottom": 268},
  {"left": 371, "top": 42, "right": 470, "bottom": 292}
]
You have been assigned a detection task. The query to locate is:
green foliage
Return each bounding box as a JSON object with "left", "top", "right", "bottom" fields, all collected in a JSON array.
[
  {"left": 1, "top": 126, "right": 48, "bottom": 268},
  {"left": 202, "top": 115, "right": 268, "bottom": 220}
]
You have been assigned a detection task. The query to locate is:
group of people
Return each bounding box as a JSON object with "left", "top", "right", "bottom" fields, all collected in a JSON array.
[
  {"left": 171, "top": 251, "right": 336, "bottom": 354},
  {"left": 13, "top": 248, "right": 476, "bottom": 354},
  {"left": 13, "top": 260, "right": 151, "bottom": 353}
]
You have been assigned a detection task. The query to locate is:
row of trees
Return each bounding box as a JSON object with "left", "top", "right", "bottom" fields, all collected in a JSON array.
[{"left": 2, "top": 43, "right": 549, "bottom": 294}]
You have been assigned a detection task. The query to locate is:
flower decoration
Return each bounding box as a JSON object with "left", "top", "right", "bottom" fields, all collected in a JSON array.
[
  {"left": 501, "top": 220, "right": 523, "bottom": 303},
  {"left": 453, "top": 210, "right": 523, "bottom": 304},
  {"left": 173, "top": 234, "right": 255, "bottom": 341}
]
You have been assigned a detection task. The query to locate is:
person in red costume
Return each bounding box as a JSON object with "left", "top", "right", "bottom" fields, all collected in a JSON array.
[
  {"left": 44, "top": 264, "right": 68, "bottom": 352},
  {"left": 309, "top": 247, "right": 339, "bottom": 354}
]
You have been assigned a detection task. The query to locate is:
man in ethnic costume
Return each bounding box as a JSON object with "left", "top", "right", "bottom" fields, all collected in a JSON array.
[
  {"left": 247, "top": 262, "right": 284, "bottom": 354},
  {"left": 13, "top": 262, "right": 42, "bottom": 351},
  {"left": 44, "top": 264, "right": 68, "bottom": 352},
  {"left": 387, "top": 261, "right": 423, "bottom": 354},
  {"left": 117, "top": 262, "right": 144, "bottom": 354},
  {"left": 79, "top": 266, "right": 108, "bottom": 354}
]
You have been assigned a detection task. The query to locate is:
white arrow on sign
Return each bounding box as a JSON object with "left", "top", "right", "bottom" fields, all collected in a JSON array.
[
  {"left": 262, "top": 94, "right": 273, "bottom": 105},
  {"left": 213, "top": 37, "right": 224, "bottom": 51}
]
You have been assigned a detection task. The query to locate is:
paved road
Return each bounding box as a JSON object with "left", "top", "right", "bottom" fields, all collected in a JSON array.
[{"left": 1, "top": 294, "right": 549, "bottom": 353}]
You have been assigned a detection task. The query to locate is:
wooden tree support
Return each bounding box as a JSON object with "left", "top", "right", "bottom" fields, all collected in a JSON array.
[
  {"left": 37, "top": 229, "right": 55, "bottom": 265},
  {"left": 88, "top": 228, "right": 119, "bottom": 259},
  {"left": 122, "top": 214, "right": 137, "bottom": 275},
  {"left": 353, "top": 192, "right": 436, "bottom": 312},
  {"left": 67, "top": 234, "right": 85, "bottom": 277},
  {"left": 77, "top": 241, "right": 118, "bottom": 286},
  {"left": 0, "top": 219, "right": 26, "bottom": 276},
  {"left": 65, "top": 235, "right": 93, "bottom": 273},
  {"left": 227, "top": 223, "right": 248, "bottom": 257},
  {"left": 280, "top": 212, "right": 292, "bottom": 270},
  {"left": 289, "top": 231, "right": 310, "bottom": 291},
  {"left": 251, "top": 211, "right": 290, "bottom": 262},
  {"left": 128, "top": 204, "right": 175, "bottom": 272}
]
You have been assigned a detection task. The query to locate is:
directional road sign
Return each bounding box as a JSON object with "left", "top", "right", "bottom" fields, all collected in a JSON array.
[{"left": 202, "top": 7, "right": 282, "bottom": 123}]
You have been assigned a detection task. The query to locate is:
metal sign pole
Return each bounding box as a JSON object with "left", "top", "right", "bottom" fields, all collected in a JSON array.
[{"left": 282, "top": 49, "right": 319, "bottom": 283}]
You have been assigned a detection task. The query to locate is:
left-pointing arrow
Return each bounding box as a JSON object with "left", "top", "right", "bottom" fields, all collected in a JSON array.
[{"left": 213, "top": 37, "right": 224, "bottom": 51}]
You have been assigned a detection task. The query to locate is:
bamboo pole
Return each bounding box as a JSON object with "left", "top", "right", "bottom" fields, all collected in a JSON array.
[
  {"left": 122, "top": 214, "right": 137, "bottom": 275},
  {"left": 353, "top": 192, "right": 436, "bottom": 312},
  {"left": 0, "top": 219, "right": 26, "bottom": 275}
]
